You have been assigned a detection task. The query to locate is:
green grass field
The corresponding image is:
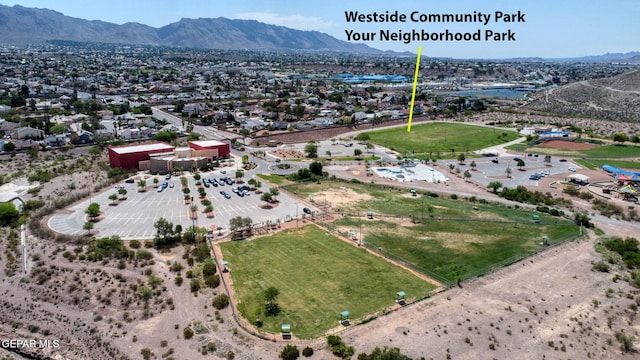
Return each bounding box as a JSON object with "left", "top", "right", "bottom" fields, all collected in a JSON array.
[
  {"left": 507, "top": 141, "right": 640, "bottom": 175},
  {"left": 285, "top": 181, "right": 580, "bottom": 284},
  {"left": 575, "top": 158, "right": 640, "bottom": 171},
  {"left": 507, "top": 142, "right": 640, "bottom": 162},
  {"left": 363, "top": 122, "right": 521, "bottom": 158},
  {"left": 219, "top": 225, "right": 436, "bottom": 338},
  {"left": 256, "top": 173, "right": 289, "bottom": 185}
]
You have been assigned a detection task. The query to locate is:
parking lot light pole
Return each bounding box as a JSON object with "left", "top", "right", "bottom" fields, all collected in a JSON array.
[{"left": 296, "top": 202, "right": 299, "bottom": 227}]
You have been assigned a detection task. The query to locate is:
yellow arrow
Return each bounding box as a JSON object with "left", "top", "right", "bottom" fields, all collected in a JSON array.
[{"left": 407, "top": 46, "right": 422, "bottom": 132}]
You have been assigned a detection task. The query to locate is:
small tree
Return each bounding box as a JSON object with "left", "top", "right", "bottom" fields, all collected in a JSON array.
[
  {"left": 505, "top": 167, "right": 512, "bottom": 178},
  {"left": 463, "top": 170, "right": 472, "bottom": 180},
  {"left": 118, "top": 188, "right": 127, "bottom": 199},
  {"left": 264, "top": 286, "right": 281, "bottom": 316},
  {"left": 108, "top": 193, "right": 118, "bottom": 203},
  {"left": 85, "top": 202, "right": 100, "bottom": 219},
  {"left": 153, "top": 178, "right": 159, "bottom": 187},
  {"left": 304, "top": 142, "right": 318, "bottom": 158},
  {"left": 613, "top": 132, "right": 628, "bottom": 144},
  {"left": 517, "top": 159, "right": 525, "bottom": 170},
  {"left": 354, "top": 148, "right": 362, "bottom": 156},
  {"left": 309, "top": 161, "right": 323, "bottom": 177},
  {"left": 153, "top": 217, "right": 175, "bottom": 248},
  {"left": 83, "top": 221, "right": 94, "bottom": 235},
  {"left": 366, "top": 143, "right": 374, "bottom": 152},
  {"left": 260, "top": 192, "right": 273, "bottom": 204},
  {"left": 487, "top": 181, "right": 503, "bottom": 194},
  {"left": 137, "top": 179, "right": 146, "bottom": 192},
  {"left": 269, "top": 187, "right": 280, "bottom": 201},
  {"left": 574, "top": 211, "right": 592, "bottom": 228},
  {"left": 470, "top": 160, "right": 477, "bottom": 171},
  {"left": 457, "top": 153, "right": 466, "bottom": 164}
]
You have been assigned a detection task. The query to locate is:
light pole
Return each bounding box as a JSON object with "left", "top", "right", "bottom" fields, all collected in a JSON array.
[{"left": 295, "top": 202, "right": 299, "bottom": 227}]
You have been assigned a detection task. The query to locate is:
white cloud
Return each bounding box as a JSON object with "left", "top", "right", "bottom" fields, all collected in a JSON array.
[{"left": 234, "top": 12, "right": 334, "bottom": 32}]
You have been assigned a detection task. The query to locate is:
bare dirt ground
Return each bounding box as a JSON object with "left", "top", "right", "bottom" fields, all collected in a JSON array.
[
  {"left": 540, "top": 139, "right": 599, "bottom": 150},
  {"left": 343, "top": 233, "right": 640, "bottom": 360}
]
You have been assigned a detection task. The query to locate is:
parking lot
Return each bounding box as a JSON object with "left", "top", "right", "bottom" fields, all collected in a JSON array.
[
  {"left": 48, "top": 170, "right": 315, "bottom": 240},
  {"left": 441, "top": 153, "right": 581, "bottom": 188}
]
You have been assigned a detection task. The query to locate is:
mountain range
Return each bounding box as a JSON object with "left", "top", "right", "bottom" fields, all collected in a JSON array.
[
  {"left": 0, "top": 4, "right": 638, "bottom": 62},
  {"left": 0, "top": 4, "right": 380, "bottom": 53}
]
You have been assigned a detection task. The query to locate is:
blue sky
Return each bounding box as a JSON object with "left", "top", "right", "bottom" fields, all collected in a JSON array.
[{"left": 0, "top": 0, "right": 638, "bottom": 59}]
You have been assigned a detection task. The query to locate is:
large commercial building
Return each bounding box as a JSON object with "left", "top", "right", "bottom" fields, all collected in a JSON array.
[
  {"left": 108, "top": 140, "right": 230, "bottom": 171},
  {"left": 188, "top": 139, "right": 230, "bottom": 158},
  {"left": 108, "top": 142, "right": 176, "bottom": 169}
]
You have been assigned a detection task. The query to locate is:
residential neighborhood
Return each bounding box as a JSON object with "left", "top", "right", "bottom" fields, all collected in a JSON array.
[{"left": 2, "top": 44, "right": 637, "bottom": 153}]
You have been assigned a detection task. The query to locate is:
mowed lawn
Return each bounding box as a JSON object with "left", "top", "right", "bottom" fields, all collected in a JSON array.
[
  {"left": 286, "top": 181, "right": 581, "bottom": 284},
  {"left": 511, "top": 142, "right": 640, "bottom": 167},
  {"left": 364, "top": 122, "right": 521, "bottom": 156},
  {"left": 219, "top": 225, "right": 435, "bottom": 338}
]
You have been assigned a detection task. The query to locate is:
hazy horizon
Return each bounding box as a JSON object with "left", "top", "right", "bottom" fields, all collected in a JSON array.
[{"left": 0, "top": 0, "right": 638, "bottom": 59}]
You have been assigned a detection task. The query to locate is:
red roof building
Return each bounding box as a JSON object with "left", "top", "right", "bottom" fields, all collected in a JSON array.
[
  {"left": 188, "top": 139, "right": 230, "bottom": 159},
  {"left": 108, "top": 142, "right": 175, "bottom": 169}
]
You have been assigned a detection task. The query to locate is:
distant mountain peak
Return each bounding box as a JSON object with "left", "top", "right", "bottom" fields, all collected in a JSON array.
[{"left": 0, "top": 4, "right": 382, "bottom": 54}]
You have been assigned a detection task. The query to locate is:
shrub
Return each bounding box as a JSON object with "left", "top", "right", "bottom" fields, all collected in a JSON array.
[
  {"left": 136, "top": 250, "right": 153, "bottom": 261},
  {"left": 212, "top": 294, "right": 230, "bottom": 309},
  {"left": 616, "top": 332, "right": 635, "bottom": 353},
  {"left": 140, "top": 347, "right": 153, "bottom": 360},
  {"left": 202, "top": 261, "right": 217, "bottom": 277},
  {"left": 183, "top": 326, "right": 194, "bottom": 339},
  {"left": 280, "top": 344, "right": 300, "bottom": 360},
  {"left": 592, "top": 261, "right": 610, "bottom": 273},
  {"left": 302, "top": 347, "right": 314, "bottom": 357},
  {"left": 129, "top": 240, "right": 141, "bottom": 249},
  {"left": 204, "top": 274, "right": 220, "bottom": 288},
  {"left": 327, "top": 335, "right": 342, "bottom": 347},
  {"left": 190, "top": 278, "right": 201, "bottom": 293}
]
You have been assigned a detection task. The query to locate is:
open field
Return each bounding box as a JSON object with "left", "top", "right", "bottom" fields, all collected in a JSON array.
[
  {"left": 575, "top": 158, "right": 640, "bottom": 171},
  {"left": 285, "top": 180, "right": 581, "bottom": 284},
  {"left": 219, "top": 225, "right": 437, "bottom": 338},
  {"left": 363, "top": 122, "right": 520, "bottom": 158},
  {"left": 510, "top": 141, "right": 640, "bottom": 159},
  {"left": 509, "top": 141, "right": 640, "bottom": 174}
]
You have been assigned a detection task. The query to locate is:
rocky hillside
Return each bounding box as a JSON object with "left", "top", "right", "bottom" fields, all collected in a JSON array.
[{"left": 525, "top": 70, "right": 640, "bottom": 122}]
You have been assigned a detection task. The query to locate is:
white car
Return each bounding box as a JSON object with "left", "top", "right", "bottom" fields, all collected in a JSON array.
[{"left": 568, "top": 167, "right": 577, "bottom": 172}]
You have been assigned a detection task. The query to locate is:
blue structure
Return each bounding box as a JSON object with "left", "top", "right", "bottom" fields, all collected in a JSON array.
[
  {"left": 337, "top": 74, "right": 409, "bottom": 84},
  {"left": 602, "top": 165, "right": 640, "bottom": 178},
  {"left": 539, "top": 131, "right": 572, "bottom": 138}
]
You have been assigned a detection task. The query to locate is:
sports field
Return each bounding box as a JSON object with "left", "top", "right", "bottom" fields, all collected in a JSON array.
[
  {"left": 509, "top": 141, "right": 640, "bottom": 170},
  {"left": 363, "top": 122, "right": 521, "bottom": 158},
  {"left": 219, "top": 225, "right": 436, "bottom": 338},
  {"left": 285, "top": 181, "right": 581, "bottom": 285}
]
